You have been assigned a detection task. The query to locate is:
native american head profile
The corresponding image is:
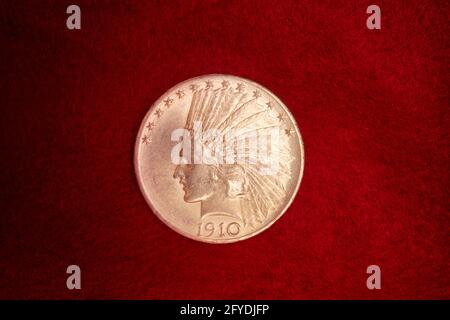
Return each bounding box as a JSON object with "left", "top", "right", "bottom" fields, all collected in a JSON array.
[{"left": 173, "top": 84, "right": 294, "bottom": 227}]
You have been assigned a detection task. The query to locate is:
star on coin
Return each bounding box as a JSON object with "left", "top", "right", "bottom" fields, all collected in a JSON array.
[
  {"left": 236, "top": 83, "right": 245, "bottom": 93},
  {"left": 155, "top": 108, "right": 163, "bottom": 118},
  {"left": 277, "top": 113, "right": 284, "bottom": 122},
  {"left": 205, "top": 80, "right": 214, "bottom": 89},
  {"left": 266, "top": 101, "right": 273, "bottom": 109},
  {"left": 189, "top": 84, "right": 198, "bottom": 92},
  {"left": 284, "top": 128, "right": 294, "bottom": 137},
  {"left": 146, "top": 121, "right": 155, "bottom": 131},
  {"left": 253, "top": 90, "right": 261, "bottom": 99},
  {"left": 221, "top": 80, "right": 230, "bottom": 88},
  {"left": 175, "top": 90, "right": 185, "bottom": 99},
  {"left": 163, "top": 97, "right": 174, "bottom": 107},
  {"left": 141, "top": 135, "right": 150, "bottom": 144}
]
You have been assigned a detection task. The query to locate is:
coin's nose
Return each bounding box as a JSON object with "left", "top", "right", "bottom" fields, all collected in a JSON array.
[{"left": 173, "top": 165, "right": 183, "bottom": 179}]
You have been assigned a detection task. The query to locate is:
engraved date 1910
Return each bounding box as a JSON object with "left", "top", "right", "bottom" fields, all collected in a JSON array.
[{"left": 197, "top": 222, "right": 241, "bottom": 238}]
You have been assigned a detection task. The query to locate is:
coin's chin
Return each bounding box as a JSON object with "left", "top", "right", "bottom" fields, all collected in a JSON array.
[
  {"left": 182, "top": 190, "right": 199, "bottom": 203},
  {"left": 183, "top": 194, "right": 195, "bottom": 203}
]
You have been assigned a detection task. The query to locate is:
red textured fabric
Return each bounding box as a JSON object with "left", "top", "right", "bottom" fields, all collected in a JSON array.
[{"left": 0, "top": 0, "right": 448, "bottom": 299}]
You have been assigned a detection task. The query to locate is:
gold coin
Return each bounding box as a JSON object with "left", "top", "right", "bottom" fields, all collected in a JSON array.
[{"left": 135, "top": 75, "right": 304, "bottom": 243}]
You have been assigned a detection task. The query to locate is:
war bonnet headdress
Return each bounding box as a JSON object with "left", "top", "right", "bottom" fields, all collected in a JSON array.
[{"left": 184, "top": 85, "right": 294, "bottom": 227}]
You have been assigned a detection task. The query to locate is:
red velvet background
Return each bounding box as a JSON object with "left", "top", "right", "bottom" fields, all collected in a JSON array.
[{"left": 0, "top": 0, "right": 449, "bottom": 299}]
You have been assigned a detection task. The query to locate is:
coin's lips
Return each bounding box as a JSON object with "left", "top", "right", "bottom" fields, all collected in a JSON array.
[{"left": 134, "top": 74, "right": 305, "bottom": 244}]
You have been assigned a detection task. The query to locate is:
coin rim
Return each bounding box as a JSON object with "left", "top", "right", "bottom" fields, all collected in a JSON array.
[{"left": 134, "top": 74, "right": 305, "bottom": 243}]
